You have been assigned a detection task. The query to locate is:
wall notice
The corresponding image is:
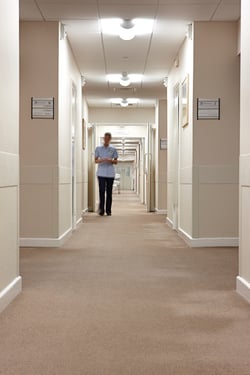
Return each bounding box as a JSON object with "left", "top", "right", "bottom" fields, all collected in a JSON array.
[
  {"left": 197, "top": 98, "right": 220, "bottom": 120},
  {"left": 160, "top": 138, "right": 168, "bottom": 150},
  {"left": 31, "top": 97, "right": 54, "bottom": 119}
]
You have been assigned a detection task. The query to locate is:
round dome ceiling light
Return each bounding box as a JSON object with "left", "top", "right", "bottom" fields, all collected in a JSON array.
[
  {"left": 120, "top": 99, "right": 129, "bottom": 107},
  {"left": 120, "top": 72, "right": 131, "bottom": 87},
  {"left": 119, "top": 19, "right": 136, "bottom": 41}
]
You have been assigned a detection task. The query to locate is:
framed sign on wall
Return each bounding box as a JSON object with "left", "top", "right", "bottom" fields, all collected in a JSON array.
[
  {"left": 31, "top": 97, "right": 54, "bottom": 119},
  {"left": 197, "top": 98, "right": 220, "bottom": 120},
  {"left": 160, "top": 138, "right": 168, "bottom": 150}
]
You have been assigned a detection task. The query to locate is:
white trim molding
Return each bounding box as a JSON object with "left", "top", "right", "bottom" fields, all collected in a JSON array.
[
  {"left": 237, "top": 276, "right": 250, "bottom": 303},
  {"left": 76, "top": 217, "right": 83, "bottom": 229},
  {"left": 0, "top": 276, "right": 22, "bottom": 314},
  {"left": 20, "top": 228, "right": 72, "bottom": 248},
  {"left": 166, "top": 217, "right": 173, "bottom": 228},
  {"left": 76, "top": 217, "right": 83, "bottom": 225},
  {"left": 178, "top": 228, "right": 239, "bottom": 248},
  {"left": 155, "top": 209, "right": 168, "bottom": 215},
  {"left": 82, "top": 208, "right": 88, "bottom": 216}
]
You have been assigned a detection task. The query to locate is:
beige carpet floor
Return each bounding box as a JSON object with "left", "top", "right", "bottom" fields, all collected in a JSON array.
[{"left": 0, "top": 192, "right": 249, "bottom": 375}]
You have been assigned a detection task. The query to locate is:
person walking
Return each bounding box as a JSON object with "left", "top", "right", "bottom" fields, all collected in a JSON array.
[{"left": 95, "top": 132, "right": 118, "bottom": 216}]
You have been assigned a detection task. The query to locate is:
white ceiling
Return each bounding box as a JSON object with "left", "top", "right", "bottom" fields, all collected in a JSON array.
[{"left": 20, "top": 0, "right": 240, "bottom": 108}]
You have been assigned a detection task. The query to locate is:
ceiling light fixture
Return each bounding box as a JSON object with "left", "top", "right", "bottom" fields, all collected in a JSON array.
[
  {"left": 100, "top": 18, "right": 154, "bottom": 40},
  {"left": 119, "top": 19, "right": 136, "bottom": 41},
  {"left": 111, "top": 98, "right": 140, "bottom": 107},
  {"left": 120, "top": 72, "right": 131, "bottom": 87},
  {"left": 120, "top": 99, "right": 129, "bottom": 107},
  {"left": 163, "top": 77, "right": 168, "bottom": 88},
  {"left": 107, "top": 73, "right": 143, "bottom": 86},
  {"left": 81, "top": 75, "right": 86, "bottom": 87}
]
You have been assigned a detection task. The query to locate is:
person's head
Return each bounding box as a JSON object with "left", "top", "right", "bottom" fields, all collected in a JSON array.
[{"left": 103, "top": 132, "right": 112, "bottom": 146}]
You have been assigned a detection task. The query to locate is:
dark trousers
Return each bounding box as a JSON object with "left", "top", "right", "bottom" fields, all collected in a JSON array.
[{"left": 98, "top": 177, "right": 114, "bottom": 214}]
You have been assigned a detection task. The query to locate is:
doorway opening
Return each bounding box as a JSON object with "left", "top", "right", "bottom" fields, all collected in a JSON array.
[
  {"left": 172, "top": 83, "right": 180, "bottom": 230},
  {"left": 89, "top": 123, "right": 156, "bottom": 214},
  {"left": 71, "top": 84, "right": 77, "bottom": 229}
]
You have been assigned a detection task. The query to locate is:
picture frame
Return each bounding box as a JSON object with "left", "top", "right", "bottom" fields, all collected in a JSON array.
[
  {"left": 82, "top": 118, "right": 86, "bottom": 150},
  {"left": 181, "top": 75, "right": 189, "bottom": 127}
]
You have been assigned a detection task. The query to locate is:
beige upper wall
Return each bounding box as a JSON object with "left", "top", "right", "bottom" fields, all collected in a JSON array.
[
  {"left": 20, "top": 22, "right": 59, "bottom": 166},
  {"left": 20, "top": 21, "right": 59, "bottom": 238},
  {"left": 193, "top": 21, "right": 240, "bottom": 239},
  {"left": 89, "top": 107, "right": 155, "bottom": 124},
  {"left": 0, "top": 0, "right": 20, "bottom": 292},
  {"left": 193, "top": 22, "right": 240, "bottom": 166}
]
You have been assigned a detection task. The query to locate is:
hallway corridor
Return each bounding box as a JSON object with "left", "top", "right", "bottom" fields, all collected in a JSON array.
[{"left": 0, "top": 193, "right": 249, "bottom": 375}]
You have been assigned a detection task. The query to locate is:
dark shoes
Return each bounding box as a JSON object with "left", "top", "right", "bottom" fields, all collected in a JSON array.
[{"left": 98, "top": 209, "right": 111, "bottom": 216}]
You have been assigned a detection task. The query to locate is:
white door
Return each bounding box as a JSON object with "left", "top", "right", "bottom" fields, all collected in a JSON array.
[
  {"left": 116, "top": 163, "right": 133, "bottom": 190},
  {"left": 145, "top": 124, "right": 155, "bottom": 212},
  {"left": 71, "top": 85, "right": 77, "bottom": 229},
  {"left": 172, "top": 83, "right": 180, "bottom": 230}
]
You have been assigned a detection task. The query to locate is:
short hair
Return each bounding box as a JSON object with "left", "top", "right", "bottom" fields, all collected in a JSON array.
[{"left": 104, "top": 132, "right": 112, "bottom": 138}]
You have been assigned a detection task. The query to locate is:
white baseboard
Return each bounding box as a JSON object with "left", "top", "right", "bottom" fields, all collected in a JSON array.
[
  {"left": 82, "top": 208, "right": 88, "bottom": 216},
  {"left": 0, "top": 276, "right": 22, "bottom": 314},
  {"left": 76, "top": 217, "right": 82, "bottom": 225},
  {"left": 178, "top": 228, "right": 239, "bottom": 248},
  {"left": 20, "top": 227, "right": 72, "bottom": 248},
  {"left": 166, "top": 217, "right": 173, "bottom": 228},
  {"left": 237, "top": 276, "right": 250, "bottom": 303},
  {"left": 155, "top": 209, "right": 168, "bottom": 215},
  {"left": 74, "top": 217, "right": 83, "bottom": 230}
]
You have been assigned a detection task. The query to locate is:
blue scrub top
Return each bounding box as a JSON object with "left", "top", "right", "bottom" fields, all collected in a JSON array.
[{"left": 95, "top": 145, "right": 118, "bottom": 178}]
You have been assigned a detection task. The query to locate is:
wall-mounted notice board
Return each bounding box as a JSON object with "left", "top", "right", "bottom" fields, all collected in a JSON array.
[
  {"left": 160, "top": 138, "right": 168, "bottom": 150},
  {"left": 31, "top": 97, "right": 54, "bottom": 119},
  {"left": 197, "top": 98, "right": 220, "bottom": 120}
]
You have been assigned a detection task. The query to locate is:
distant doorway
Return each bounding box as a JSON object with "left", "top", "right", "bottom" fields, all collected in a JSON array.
[{"left": 115, "top": 162, "right": 135, "bottom": 191}]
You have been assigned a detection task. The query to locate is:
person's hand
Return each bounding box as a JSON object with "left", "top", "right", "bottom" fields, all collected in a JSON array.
[{"left": 100, "top": 158, "right": 112, "bottom": 163}]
